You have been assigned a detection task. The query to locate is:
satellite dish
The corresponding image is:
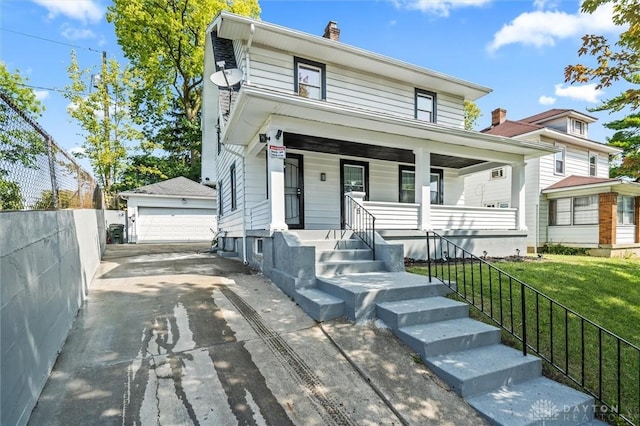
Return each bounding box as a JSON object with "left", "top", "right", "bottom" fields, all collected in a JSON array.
[{"left": 210, "top": 68, "right": 243, "bottom": 87}]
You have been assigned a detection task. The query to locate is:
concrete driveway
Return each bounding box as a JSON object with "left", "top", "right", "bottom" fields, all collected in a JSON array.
[{"left": 29, "top": 244, "right": 486, "bottom": 425}]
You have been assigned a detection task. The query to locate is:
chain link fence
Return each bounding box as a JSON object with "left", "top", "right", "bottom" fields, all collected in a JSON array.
[{"left": 0, "top": 92, "right": 102, "bottom": 210}]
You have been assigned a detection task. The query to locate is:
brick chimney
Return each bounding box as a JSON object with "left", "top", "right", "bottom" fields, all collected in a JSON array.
[
  {"left": 491, "top": 108, "right": 507, "bottom": 127},
  {"left": 323, "top": 21, "right": 340, "bottom": 41}
]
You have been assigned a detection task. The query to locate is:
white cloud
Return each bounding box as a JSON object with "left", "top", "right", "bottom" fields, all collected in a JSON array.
[
  {"left": 70, "top": 146, "right": 86, "bottom": 157},
  {"left": 61, "top": 23, "right": 96, "bottom": 40},
  {"left": 34, "top": 90, "right": 49, "bottom": 101},
  {"left": 487, "top": 3, "right": 619, "bottom": 52},
  {"left": 32, "top": 0, "right": 103, "bottom": 24},
  {"left": 554, "top": 83, "right": 603, "bottom": 103},
  {"left": 539, "top": 95, "right": 556, "bottom": 105},
  {"left": 392, "top": 0, "right": 491, "bottom": 17}
]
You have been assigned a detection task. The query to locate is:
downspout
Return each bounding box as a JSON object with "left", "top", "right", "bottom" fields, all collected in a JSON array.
[{"left": 245, "top": 23, "right": 255, "bottom": 84}]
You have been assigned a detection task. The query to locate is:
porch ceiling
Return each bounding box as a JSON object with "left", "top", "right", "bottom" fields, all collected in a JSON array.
[
  {"left": 222, "top": 86, "right": 557, "bottom": 160},
  {"left": 284, "top": 133, "right": 484, "bottom": 169}
]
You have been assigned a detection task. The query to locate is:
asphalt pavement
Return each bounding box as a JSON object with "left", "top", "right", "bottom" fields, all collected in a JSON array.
[{"left": 28, "top": 243, "right": 487, "bottom": 425}]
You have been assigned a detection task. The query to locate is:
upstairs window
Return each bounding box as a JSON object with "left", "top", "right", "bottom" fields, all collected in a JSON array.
[
  {"left": 589, "top": 152, "right": 597, "bottom": 177},
  {"left": 571, "top": 119, "right": 586, "bottom": 136},
  {"left": 415, "top": 89, "right": 436, "bottom": 123},
  {"left": 294, "top": 57, "right": 326, "bottom": 100},
  {"left": 554, "top": 145, "right": 565, "bottom": 175}
]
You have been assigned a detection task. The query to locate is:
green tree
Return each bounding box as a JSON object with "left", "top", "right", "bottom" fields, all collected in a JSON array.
[
  {"left": 106, "top": 0, "right": 260, "bottom": 184},
  {"left": 106, "top": 0, "right": 260, "bottom": 125},
  {"left": 64, "top": 51, "right": 142, "bottom": 207},
  {"left": 464, "top": 100, "right": 481, "bottom": 130},
  {"left": 604, "top": 111, "right": 640, "bottom": 179},
  {"left": 564, "top": 0, "right": 640, "bottom": 112},
  {"left": 0, "top": 63, "right": 46, "bottom": 210}
]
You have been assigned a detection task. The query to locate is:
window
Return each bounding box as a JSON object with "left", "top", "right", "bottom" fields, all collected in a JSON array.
[
  {"left": 218, "top": 181, "right": 223, "bottom": 216},
  {"left": 554, "top": 145, "right": 565, "bottom": 175},
  {"left": 549, "top": 198, "right": 571, "bottom": 226},
  {"left": 399, "top": 166, "right": 415, "bottom": 203},
  {"left": 217, "top": 118, "right": 221, "bottom": 155},
  {"left": 490, "top": 168, "right": 505, "bottom": 180},
  {"left": 589, "top": 152, "right": 597, "bottom": 177},
  {"left": 573, "top": 195, "right": 598, "bottom": 225},
  {"left": 430, "top": 169, "right": 443, "bottom": 204},
  {"left": 618, "top": 196, "right": 636, "bottom": 225},
  {"left": 415, "top": 89, "right": 436, "bottom": 123},
  {"left": 255, "top": 238, "right": 263, "bottom": 254},
  {"left": 294, "top": 57, "right": 326, "bottom": 100},
  {"left": 571, "top": 119, "right": 586, "bottom": 136},
  {"left": 230, "top": 163, "right": 237, "bottom": 211}
]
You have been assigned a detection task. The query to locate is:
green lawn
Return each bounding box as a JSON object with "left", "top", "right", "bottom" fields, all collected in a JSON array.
[{"left": 408, "top": 254, "right": 640, "bottom": 425}]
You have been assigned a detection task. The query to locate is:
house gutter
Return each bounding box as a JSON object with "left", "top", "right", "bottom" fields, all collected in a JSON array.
[{"left": 244, "top": 23, "right": 255, "bottom": 84}]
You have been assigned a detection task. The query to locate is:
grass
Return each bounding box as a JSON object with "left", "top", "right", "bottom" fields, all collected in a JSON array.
[{"left": 408, "top": 254, "right": 640, "bottom": 425}]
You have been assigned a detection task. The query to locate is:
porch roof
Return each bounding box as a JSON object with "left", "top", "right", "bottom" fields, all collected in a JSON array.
[
  {"left": 222, "top": 86, "right": 558, "bottom": 162},
  {"left": 542, "top": 175, "right": 640, "bottom": 195}
]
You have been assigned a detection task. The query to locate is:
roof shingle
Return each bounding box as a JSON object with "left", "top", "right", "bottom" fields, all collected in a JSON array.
[{"left": 120, "top": 177, "right": 216, "bottom": 198}]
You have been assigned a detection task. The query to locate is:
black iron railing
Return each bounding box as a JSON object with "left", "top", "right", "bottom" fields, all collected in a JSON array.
[
  {"left": 343, "top": 194, "right": 376, "bottom": 259},
  {"left": 425, "top": 231, "right": 639, "bottom": 426}
]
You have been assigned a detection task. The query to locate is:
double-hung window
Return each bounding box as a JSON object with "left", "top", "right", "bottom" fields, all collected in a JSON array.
[
  {"left": 230, "top": 163, "right": 237, "bottom": 211},
  {"left": 399, "top": 166, "right": 415, "bottom": 203},
  {"left": 588, "top": 152, "right": 597, "bottom": 177},
  {"left": 571, "top": 119, "right": 586, "bottom": 136},
  {"left": 554, "top": 145, "right": 565, "bottom": 175},
  {"left": 294, "top": 57, "right": 326, "bottom": 100},
  {"left": 618, "top": 196, "right": 636, "bottom": 225},
  {"left": 415, "top": 89, "right": 436, "bottom": 123},
  {"left": 218, "top": 181, "right": 223, "bottom": 216},
  {"left": 573, "top": 195, "right": 599, "bottom": 225}
]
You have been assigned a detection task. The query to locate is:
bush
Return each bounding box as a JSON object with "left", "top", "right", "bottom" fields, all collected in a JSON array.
[{"left": 539, "top": 243, "right": 589, "bottom": 256}]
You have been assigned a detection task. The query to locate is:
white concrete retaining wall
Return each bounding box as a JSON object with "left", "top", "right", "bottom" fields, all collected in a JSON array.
[{"left": 1, "top": 209, "right": 106, "bottom": 426}]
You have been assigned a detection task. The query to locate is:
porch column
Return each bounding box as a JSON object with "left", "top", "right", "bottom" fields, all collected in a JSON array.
[
  {"left": 267, "top": 128, "right": 288, "bottom": 232},
  {"left": 599, "top": 192, "right": 618, "bottom": 245},
  {"left": 414, "top": 147, "right": 431, "bottom": 230},
  {"left": 510, "top": 163, "right": 527, "bottom": 230}
]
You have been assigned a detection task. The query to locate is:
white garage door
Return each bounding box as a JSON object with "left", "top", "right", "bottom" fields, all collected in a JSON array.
[{"left": 137, "top": 207, "right": 216, "bottom": 242}]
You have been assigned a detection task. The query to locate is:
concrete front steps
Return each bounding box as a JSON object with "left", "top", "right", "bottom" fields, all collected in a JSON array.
[
  {"left": 377, "top": 295, "right": 604, "bottom": 425},
  {"left": 285, "top": 231, "right": 602, "bottom": 424}
]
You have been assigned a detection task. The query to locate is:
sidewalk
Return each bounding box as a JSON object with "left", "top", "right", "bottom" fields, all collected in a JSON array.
[{"left": 28, "top": 244, "right": 486, "bottom": 425}]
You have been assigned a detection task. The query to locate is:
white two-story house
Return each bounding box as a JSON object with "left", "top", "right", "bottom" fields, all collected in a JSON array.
[
  {"left": 465, "top": 108, "right": 640, "bottom": 257},
  {"left": 201, "top": 12, "right": 557, "bottom": 268}
]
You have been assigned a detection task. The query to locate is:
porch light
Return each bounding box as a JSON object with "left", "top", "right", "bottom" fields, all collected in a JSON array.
[{"left": 320, "top": 172, "right": 326, "bottom": 181}]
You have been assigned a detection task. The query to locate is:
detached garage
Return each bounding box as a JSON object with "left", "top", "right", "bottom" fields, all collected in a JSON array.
[{"left": 120, "top": 177, "right": 217, "bottom": 243}]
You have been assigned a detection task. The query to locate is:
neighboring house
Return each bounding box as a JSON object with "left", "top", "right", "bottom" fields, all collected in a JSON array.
[
  {"left": 465, "top": 108, "right": 640, "bottom": 256},
  {"left": 201, "top": 12, "right": 556, "bottom": 265},
  {"left": 119, "top": 177, "right": 217, "bottom": 243}
]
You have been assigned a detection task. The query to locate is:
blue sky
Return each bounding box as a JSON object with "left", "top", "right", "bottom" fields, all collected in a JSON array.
[{"left": 0, "top": 0, "right": 627, "bottom": 174}]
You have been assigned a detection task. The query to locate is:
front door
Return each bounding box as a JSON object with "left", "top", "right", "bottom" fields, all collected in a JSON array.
[
  {"left": 284, "top": 154, "right": 304, "bottom": 229},
  {"left": 340, "top": 159, "right": 369, "bottom": 228}
]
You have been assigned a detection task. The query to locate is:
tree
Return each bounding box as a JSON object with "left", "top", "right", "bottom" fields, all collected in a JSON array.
[
  {"left": 464, "top": 100, "right": 481, "bottom": 130},
  {"left": 0, "top": 63, "right": 46, "bottom": 210},
  {"left": 64, "top": 51, "right": 142, "bottom": 207},
  {"left": 604, "top": 111, "right": 640, "bottom": 179},
  {"left": 564, "top": 0, "right": 640, "bottom": 112},
  {"left": 106, "top": 0, "right": 260, "bottom": 125}
]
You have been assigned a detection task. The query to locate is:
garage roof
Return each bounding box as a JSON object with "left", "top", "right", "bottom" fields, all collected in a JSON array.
[{"left": 119, "top": 177, "right": 216, "bottom": 199}]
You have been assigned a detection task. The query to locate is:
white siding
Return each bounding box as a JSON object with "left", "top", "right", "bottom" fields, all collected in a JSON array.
[
  {"left": 617, "top": 226, "right": 636, "bottom": 244},
  {"left": 363, "top": 202, "right": 419, "bottom": 229},
  {"left": 249, "top": 199, "right": 270, "bottom": 230},
  {"left": 217, "top": 144, "right": 246, "bottom": 237},
  {"left": 547, "top": 225, "right": 599, "bottom": 246},
  {"left": 298, "top": 150, "right": 341, "bottom": 229},
  {"left": 431, "top": 206, "right": 516, "bottom": 230},
  {"left": 464, "top": 167, "right": 512, "bottom": 207},
  {"left": 248, "top": 45, "right": 465, "bottom": 127},
  {"left": 443, "top": 169, "right": 465, "bottom": 205}
]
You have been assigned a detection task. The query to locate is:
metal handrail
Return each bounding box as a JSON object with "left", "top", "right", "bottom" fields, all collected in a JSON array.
[
  {"left": 344, "top": 194, "right": 376, "bottom": 259},
  {"left": 425, "top": 231, "right": 639, "bottom": 426}
]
